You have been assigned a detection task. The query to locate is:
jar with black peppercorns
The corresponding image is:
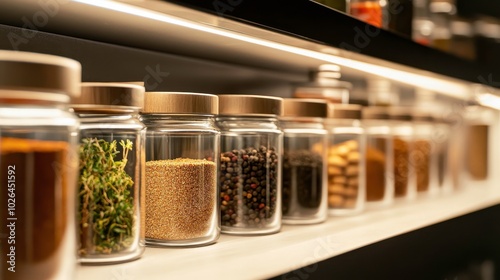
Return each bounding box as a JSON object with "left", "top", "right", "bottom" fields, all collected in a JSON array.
[
  {"left": 217, "top": 95, "right": 283, "bottom": 235},
  {"left": 325, "top": 104, "right": 366, "bottom": 216},
  {"left": 281, "top": 99, "right": 328, "bottom": 224}
]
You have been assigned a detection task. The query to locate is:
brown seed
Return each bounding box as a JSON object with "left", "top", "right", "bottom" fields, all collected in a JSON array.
[{"left": 145, "top": 158, "right": 216, "bottom": 241}]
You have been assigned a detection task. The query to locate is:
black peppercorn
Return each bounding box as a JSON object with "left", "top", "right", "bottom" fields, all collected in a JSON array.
[{"left": 219, "top": 146, "right": 279, "bottom": 227}]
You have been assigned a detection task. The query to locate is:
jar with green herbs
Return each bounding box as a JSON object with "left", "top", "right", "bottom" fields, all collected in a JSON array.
[
  {"left": 0, "top": 50, "right": 80, "bottom": 280},
  {"left": 281, "top": 99, "right": 328, "bottom": 224},
  {"left": 325, "top": 104, "right": 365, "bottom": 216},
  {"left": 140, "top": 92, "right": 220, "bottom": 247},
  {"left": 71, "top": 83, "right": 146, "bottom": 263},
  {"left": 217, "top": 95, "right": 283, "bottom": 235}
]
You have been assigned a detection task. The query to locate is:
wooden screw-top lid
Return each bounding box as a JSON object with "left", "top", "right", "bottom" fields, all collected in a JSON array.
[
  {"left": 71, "top": 82, "right": 145, "bottom": 113},
  {"left": 0, "top": 50, "right": 81, "bottom": 103},
  {"left": 327, "top": 104, "right": 362, "bottom": 119},
  {"left": 282, "top": 98, "right": 328, "bottom": 118},
  {"left": 142, "top": 92, "right": 218, "bottom": 115},
  {"left": 218, "top": 95, "right": 283, "bottom": 116}
]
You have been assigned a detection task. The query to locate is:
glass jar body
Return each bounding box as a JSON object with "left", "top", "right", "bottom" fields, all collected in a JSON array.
[
  {"left": 0, "top": 104, "right": 79, "bottom": 280},
  {"left": 325, "top": 118, "right": 366, "bottom": 215},
  {"left": 412, "top": 121, "right": 436, "bottom": 196},
  {"left": 141, "top": 114, "right": 220, "bottom": 246},
  {"left": 77, "top": 113, "right": 146, "bottom": 263},
  {"left": 392, "top": 120, "right": 416, "bottom": 200},
  {"left": 363, "top": 119, "right": 394, "bottom": 208},
  {"left": 281, "top": 118, "right": 327, "bottom": 224},
  {"left": 216, "top": 116, "right": 283, "bottom": 235}
]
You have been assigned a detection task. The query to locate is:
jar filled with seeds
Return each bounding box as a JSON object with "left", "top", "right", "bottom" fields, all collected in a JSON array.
[
  {"left": 389, "top": 107, "right": 416, "bottom": 201},
  {"left": 325, "top": 104, "right": 365, "bottom": 215},
  {"left": 0, "top": 51, "right": 80, "bottom": 280},
  {"left": 412, "top": 111, "right": 436, "bottom": 196},
  {"left": 362, "top": 106, "right": 394, "bottom": 208},
  {"left": 140, "top": 92, "right": 219, "bottom": 246},
  {"left": 281, "top": 99, "right": 328, "bottom": 224},
  {"left": 71, "top": 83, "right": 146, "bottom": 263},
  {"left": 217, "top": 95, "right": 283, "bottom": 235}
]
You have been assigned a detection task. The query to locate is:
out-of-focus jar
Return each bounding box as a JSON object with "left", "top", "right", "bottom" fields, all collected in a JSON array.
[
  {"left": 362, "top": 106, "right": 394, "bottom": 208},
  {"left": 411, "top": 111, "right": 436, "bottom": 196},
  {"left": 0, "top": 50, "right": 81, "bottom": 280},
  {"left": 281, "top": 99, "right": 328, "bottom": 224},
  {"left": 464, "top": 106, "right": 495, "bottom": 182},
  {"left": 349, "top": 0, "right": 383, "bottom": 27},
  {"left": 140, "top": 92, "right": 220, "bottom": 247},
  {"left": 325, "top": 104, "right": 365, "bottom": 215},
  {"left": 216, "top": 95, "right": 283, "bottom": 235},
  {"left": 434, "top": 115, "right": 453, "bottom": 193},
  {"left": 389, "top": 107, "right": 416, "bottom": 201},
  {"left": 71, "top": 83, "right": 146, "bottom": 263},
  {"left": 294, "top": 64, "right": 351, "bottom": 104}
]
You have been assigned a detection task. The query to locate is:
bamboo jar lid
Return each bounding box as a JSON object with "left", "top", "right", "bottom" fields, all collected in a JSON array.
[
  {"left": 0, "top": 50, "right": 81, "bottom": 102},
  {"left": 282, "top": 98, "right": 328, "bottom": 118},
  {"left": 362, "top": 106, "right": 391, "bottom": 120},
  {"left": 327, "top": 104, "right": 362, "bottom": 119},
  {"left": 72, "top": 82, "right": 145, "bottom": 113},
  {"left": 142, "top": 92, "right": 218, "bottom": 115},
  {"left": 389, "top": 107, "right": 413, "bottom": 121},
  {"left": 218, "top": 95, "right": 283, "bottom": 116}
]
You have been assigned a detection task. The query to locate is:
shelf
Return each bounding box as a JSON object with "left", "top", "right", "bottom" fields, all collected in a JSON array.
[
  {"left": 76, "top": 183, "right": 500, "bottom": 280},
  {"left": 0, "top": 0, "right": 497, "bottom": 100}
]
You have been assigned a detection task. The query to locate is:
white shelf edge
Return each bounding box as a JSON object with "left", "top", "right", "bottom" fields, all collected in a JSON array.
[{"left": 76, "top": 183, "right": 500, "bottom": 280}]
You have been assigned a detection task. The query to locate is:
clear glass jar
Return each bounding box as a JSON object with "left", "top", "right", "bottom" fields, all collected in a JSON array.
[
  {"left": 325, "top": 104, "right": 365, "bottom": 215},
  {"left": 389, "top": 107, "right": 416, "bottom": 201},
  {"left": 464, "top": 106, "right": 495, "bottom": 182},
  {"left": 412, "top": 112, "right": 436, "bottom": 196},
  {"left": 281, "top": 99, "right": 328, "bottom": 224},
  {"left": 349, "top": 0, "right": 383, "bottom": 27},
  {"left": 71, "top": 83, "right": 146, "bottom": 263},
  {"left": 434, "top": 116, "right": 452, "bottom": 193},
  {"left": 0, "top": 51, "right": 80, "bottom": 280},
  {"left": 216, "top": 95, "right": 283, "bottom": 235},
  {"left": 362, "top": 107, "right": 394, "bottom": 208},
  {"left": 294, "top": 64, "right": 351, "bottom": 104},
  {"left": 140, "top": 92, "right": 220, "bottom": 246}
]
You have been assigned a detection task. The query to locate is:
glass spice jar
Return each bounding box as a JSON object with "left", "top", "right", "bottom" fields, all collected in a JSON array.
[
  {"left": 434, "top": 115, "right": 453, "bottom": 193},
  {"left": 325, "top": 104, "right": 365, "bottom": 215},
  {"left": 0, "top": 50, "right": 81, "bottom": 280},
  {"left": 294, "top": 64, "right": 351, "bottom": 104},
  {"left": 389, "top": 107, "right": 416, "bottom": 201},
  {"left": 281, "top": 99, "right": 328, "bottom": 225},
  {"left": 412, "top": 111, "right": 437, "bottom": 196},
  {"left": 71, "top": 83, "right": 146, "bottom": 263},
  {"left": 216, "top": 95, "right": 283, "bottom": 235},
  {"left": 349, "top": 0, "right": 383, "bottom": 27},
  {"left": 140, "top": 92, "right": 220, "bottom": 246},
  {"left": 362, "top": 106, "right": 394, "bottom": 208}
]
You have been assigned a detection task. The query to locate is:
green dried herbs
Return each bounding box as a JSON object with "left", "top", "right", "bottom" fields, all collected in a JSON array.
[{"left": 78, "top": 138, "right": 135, "bottom": 255}]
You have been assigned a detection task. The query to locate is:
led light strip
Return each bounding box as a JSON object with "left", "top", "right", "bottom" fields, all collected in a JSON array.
[{"left": 74, "top": 0, "right": 472, "bottom": 99}]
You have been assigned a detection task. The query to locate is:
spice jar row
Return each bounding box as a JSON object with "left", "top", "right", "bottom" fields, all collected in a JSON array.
[{"left": 0, "top": 50, "right": 489, "bottom": 279}]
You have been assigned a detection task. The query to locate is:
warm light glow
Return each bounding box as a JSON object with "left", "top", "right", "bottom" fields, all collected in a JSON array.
[
  {"left": 476, "top": 93, "right": 500, "bottom": 110},
  {"left": 74, "top": 0, "right": 471, "bottom": 99}
]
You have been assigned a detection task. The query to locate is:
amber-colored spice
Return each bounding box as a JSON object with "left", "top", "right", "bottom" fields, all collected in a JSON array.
[
  {"left": 0, "top": 137, "right": 74, "bottom": 280},
  {"left": 366, "top": 147, "right": 386, "bottom": 201}
]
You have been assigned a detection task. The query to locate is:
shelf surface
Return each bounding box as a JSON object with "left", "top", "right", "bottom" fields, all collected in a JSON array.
[{"left": 76, "top": 183, "right": 500, "bottom": 280}]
